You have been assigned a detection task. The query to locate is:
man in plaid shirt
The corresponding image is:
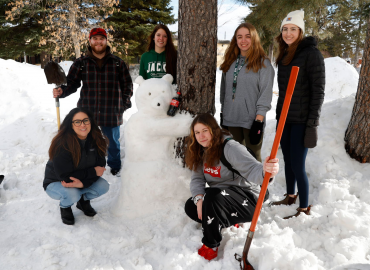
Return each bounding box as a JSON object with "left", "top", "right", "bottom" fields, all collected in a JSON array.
[{"left": 53, "top": 28, "right": 133, "bottom": 176}]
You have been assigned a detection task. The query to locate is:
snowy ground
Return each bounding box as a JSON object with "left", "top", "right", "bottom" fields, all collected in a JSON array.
[{"left": 1, "top": 57, "right": 370, "bottom": 270}]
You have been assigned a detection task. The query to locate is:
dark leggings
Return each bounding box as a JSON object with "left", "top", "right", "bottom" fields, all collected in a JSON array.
[{"left": 280, "top": 123, "right": 309, "bottom": 208}]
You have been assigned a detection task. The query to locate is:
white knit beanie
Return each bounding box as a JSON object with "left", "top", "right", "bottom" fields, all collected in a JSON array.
[{"left": 280, "top": 10, "right": 305, "bottom": 34}]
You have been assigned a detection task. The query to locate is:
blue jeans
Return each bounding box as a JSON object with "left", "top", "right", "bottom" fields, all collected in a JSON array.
[
  {"left": 100, "top": 126, "right": 121, "bottom": 170},
  {"left": 280, "top": 123, "right": 309, "bottom": 208},
  {"left": 45, "top": 177, "right": 110, "bottom": 208}
]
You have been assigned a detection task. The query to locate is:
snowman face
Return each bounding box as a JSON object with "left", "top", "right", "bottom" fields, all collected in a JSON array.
[{"left": 135, "top": 78, "right": 175, "bottom": 115}]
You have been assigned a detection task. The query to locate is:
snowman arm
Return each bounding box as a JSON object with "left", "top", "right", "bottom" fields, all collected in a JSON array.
[{"left": 148, "top": 114, "right": 193, "bottom": 137}]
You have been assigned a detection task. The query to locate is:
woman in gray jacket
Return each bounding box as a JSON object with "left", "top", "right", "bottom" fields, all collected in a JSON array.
[
  {"left": 220, "top": 22, "right": 274, "bottom": 162},
  {"left": 184, "top": 114, "right": 279, "bottom": 261}
]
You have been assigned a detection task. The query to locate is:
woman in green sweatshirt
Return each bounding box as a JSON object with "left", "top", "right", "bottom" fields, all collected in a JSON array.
[{"left": 139, "top": 24, "right": 177, "bottom": 83}]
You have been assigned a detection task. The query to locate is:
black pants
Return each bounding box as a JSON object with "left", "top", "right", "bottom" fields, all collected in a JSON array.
[{"left": 185, "top": 187, "right": 258, "bottom": 248}]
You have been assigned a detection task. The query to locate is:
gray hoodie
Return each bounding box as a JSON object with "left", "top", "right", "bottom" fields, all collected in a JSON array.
[
  {"left": 190, "top": 138, "right": 268, "bottom": 199},
  {"left": 220, "top": 57, "right": 274, "bottom": 129}
]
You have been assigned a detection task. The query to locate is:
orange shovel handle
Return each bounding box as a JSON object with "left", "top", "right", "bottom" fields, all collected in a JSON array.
[
  {"left": 241, "top": 66, "right": 300, "bottom": 270},
  {"left": 249, "top": 66, "right": 299, "bottom": 232}
]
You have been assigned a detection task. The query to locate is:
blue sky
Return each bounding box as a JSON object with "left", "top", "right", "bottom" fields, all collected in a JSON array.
[{"left": 167, "top": 0, "right": 251, "bottom": 40}]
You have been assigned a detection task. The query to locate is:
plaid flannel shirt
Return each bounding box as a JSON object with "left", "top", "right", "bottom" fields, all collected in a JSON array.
[{"left": 61, "top": 53, "right": 133, "bottom": 126}]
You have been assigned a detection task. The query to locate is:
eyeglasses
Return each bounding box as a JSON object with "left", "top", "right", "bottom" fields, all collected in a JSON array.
[{"left": 72, "top": 118, "right": 90, "bottom": 126}]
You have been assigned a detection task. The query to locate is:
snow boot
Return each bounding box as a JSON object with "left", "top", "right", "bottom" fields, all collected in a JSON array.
[
  {"left": 269, "top": 193, "right": 299, "bottom": 206},
  {"left": 60, "top": 207, "right": 75, "bottom": 225},
  {"left": 198, "top": 244, "right": 208, "bottom": 256},
  {"left": 283, "top": 205, "right": 312, "bottom": 219},
  {"left": 110, "top": 168, "right": 121, "bottom": 176},
  {"left": 203, "top": 247, "right": 218, "bottom": 261},
  {"left": 76, "top": 196, "right": 97, "bottom": 217}
]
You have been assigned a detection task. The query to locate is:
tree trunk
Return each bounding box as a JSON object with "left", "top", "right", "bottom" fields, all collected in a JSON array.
[
  {"left": 177, "top": 0, "right": 217, "bottom": 115},
  {"left": 344, "top": 13, "right": 370, "bottom": 163},
  {"left": 176, "top": 0, "right": 217, "bottom": 160},
  {"left": 68, "top": 0, "right": 81, "bottom": 58}
]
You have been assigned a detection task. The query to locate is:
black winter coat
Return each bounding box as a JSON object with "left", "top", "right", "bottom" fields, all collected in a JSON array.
[
  {"left": 276, "top": 37, "right": 325, "bottom": 124},
  {"left": 43, "top": 135, "right": 106, "bottom": 190}
]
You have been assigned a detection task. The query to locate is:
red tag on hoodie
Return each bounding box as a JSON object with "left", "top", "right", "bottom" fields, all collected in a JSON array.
[{"left": 204, "top": 164, "right": 221, "bottom": 178}]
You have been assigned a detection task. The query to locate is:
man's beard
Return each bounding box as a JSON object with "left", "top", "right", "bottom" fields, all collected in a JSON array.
[{"left": 91, "top": 43, "right": 107, "bottom": 55}]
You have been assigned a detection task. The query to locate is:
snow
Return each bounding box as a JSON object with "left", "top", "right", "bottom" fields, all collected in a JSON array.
[{"left": 0, "top": 56, "right": 370, "bottom": 270}]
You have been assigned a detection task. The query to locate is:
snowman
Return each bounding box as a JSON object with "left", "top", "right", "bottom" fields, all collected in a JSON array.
[{"left": 112, "top": 74, "right": 193, "bottom": 219}]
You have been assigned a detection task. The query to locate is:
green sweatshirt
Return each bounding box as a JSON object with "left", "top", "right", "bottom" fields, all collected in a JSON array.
[{"left": 139, "top": 49, "right": 176, "bottom": 83}]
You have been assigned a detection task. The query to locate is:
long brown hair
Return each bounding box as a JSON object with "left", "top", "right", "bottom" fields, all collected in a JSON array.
[
  {"left": 48, "top": 108, "right": 108, "bottom": 167},
  {"left": 220, "top": 22, "right": 268, "bottom": 73},
  {"left": 147, "top": 24, "right": 177, "bottom": 80},
  {"left": 275, "top": 29, "right": 304, "bottom": 66},
  {"left": 185, "top": 114, "right": 230, "bottom": 171}
]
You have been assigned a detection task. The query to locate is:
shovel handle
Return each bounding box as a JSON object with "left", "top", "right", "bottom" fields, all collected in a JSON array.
[
  {"left": 249, "top": 66, "right": 299, "bottom": 232},
  {"left": 241, "top": 66, "right": 299, "bottom": 270},
  {"left": 55, "top": 97, "right": 60, "bottom": 130}
]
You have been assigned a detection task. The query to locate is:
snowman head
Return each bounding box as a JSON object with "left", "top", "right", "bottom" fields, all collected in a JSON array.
[{"left": 135, "top": 74, "right": 176, "bottom": 116}]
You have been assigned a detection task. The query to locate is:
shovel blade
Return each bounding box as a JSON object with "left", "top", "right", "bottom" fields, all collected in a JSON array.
[
  {"left": 44, "top": 61, "right": 67, "bottom": 86},
  {"left": 235, "top": 253, "right": 256, "bottom": 270}
]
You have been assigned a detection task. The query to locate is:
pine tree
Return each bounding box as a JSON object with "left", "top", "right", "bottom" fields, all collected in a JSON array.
[
  {"left": 175, "top": 0, "right": 217, "bottom": 159},
  {"left": 349, "top": 0, "right": 370, "bottom": 64},
  {"left": 105, "top": 0, "right": 175, "bottom": 64},
  {"left": 0, "top": 0, "right": 48, "bottom": 60},
  {"left": 6, "top": 0, "right": 118, "bottom": 59},
  {"left": 177, "top": 0, "right": 217, "bottom": 115},
  {"left": 239, "top": 0, "right": 365, "bottom": 58},
  {"left": 344, "top": 9, "right": 370, "bottom": 162}
]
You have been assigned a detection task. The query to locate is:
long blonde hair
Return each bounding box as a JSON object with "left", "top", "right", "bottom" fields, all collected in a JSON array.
[{"left": 220, "top": 22, "right": 268, "bottom": 73}]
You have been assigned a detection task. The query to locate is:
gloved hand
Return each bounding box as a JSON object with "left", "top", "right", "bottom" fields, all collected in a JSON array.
[
  {"left": 220, "top": 113, "right": 228, "bottom": 130},
  {"left": 304, "top": 119, "right": 319, "bottom": 148},
  {"left": 249, "top": 120, "right": 264, "bottom": 145}
]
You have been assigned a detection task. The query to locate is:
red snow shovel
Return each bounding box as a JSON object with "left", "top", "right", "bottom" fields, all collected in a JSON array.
[
  {"left": 235, "top": 66, "right": 300, "bottom": 270},
  {"left": 44, "top": 61, "right": 67, "bottom": 130}
]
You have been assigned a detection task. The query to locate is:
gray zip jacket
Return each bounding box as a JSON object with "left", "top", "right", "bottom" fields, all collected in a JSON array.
[
  {"left": 190, "top": 138, "right": 269, "bottom": 199},
  {"left": 220, "top": 57, "right": 274, "bottom": 129}
]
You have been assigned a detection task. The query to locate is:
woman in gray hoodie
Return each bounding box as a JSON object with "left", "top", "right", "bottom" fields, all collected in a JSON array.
[
  {"left": 184, "top": 113, "right": 279, "bottom": 261},
  {"left": 220, "top": 22, "right": 274, "bottom": 162}
]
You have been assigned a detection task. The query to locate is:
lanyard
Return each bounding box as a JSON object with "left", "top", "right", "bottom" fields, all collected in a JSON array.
[{"left": 232, "top": 55, "right": 245, "bottom": 101}]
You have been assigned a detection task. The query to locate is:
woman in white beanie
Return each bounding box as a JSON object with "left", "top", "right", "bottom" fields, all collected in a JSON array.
[{"left": 270, "top": 10, "right": 325, "bottom": 219}]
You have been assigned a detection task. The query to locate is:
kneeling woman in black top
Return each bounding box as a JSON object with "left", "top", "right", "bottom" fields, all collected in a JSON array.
[
  {"left": 44, "top": 108, "right": 109, "bottom": 225},
  {"left": 184, "top": 113, "right": 279, "bottom": 260}
]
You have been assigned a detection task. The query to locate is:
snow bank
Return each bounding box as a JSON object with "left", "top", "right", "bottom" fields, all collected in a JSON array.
[
  {"left": 0, "top": 58, "right": 369, "bottom": 270},
  {"left": 324, "top": 57, "right": 359, "bottom": 102}
]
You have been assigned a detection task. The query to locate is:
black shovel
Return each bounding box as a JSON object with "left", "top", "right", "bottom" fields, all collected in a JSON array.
[{"left": 44, "top": 61, "right": 67, "bottom": 130}]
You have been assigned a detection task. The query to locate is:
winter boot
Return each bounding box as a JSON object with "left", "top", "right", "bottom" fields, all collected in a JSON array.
[
  {"left": 198, "top": 244, "right": 208, "bottom": 256},
  {"left": 76, "top": 196, "right": 97, "bottom": 217},
  {"left": 203, "top": 247, "right": 218, "bottom": 261},
  {"left": 110, "top": 168, "right": 121, "bottom": 176},
  {"left": 269, "top": 193, "right": 299, "bottom": 206},
  {"left": 60, "top": 207, "right": 75, "bottom": 225},
  {"left": 283, "top": 205, "right": 312, "bottom": 219}
]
